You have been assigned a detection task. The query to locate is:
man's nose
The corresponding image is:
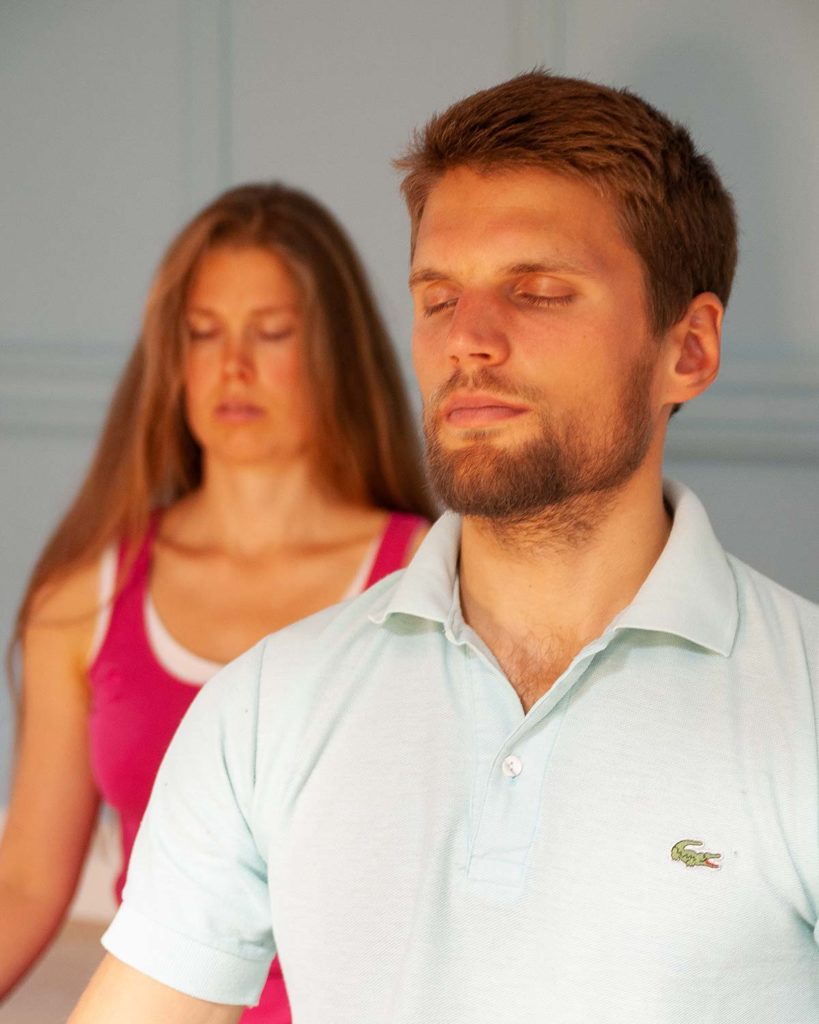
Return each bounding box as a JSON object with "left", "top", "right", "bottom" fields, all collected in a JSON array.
[{"left": 444, "top": 293, "right": 510, "bottom": 368}]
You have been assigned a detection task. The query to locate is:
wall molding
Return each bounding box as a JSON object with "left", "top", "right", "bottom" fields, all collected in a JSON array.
[
  {"left": 0, "top": 3, "right": 236, "bottom": 441},
  {"left": 0, "top": 340, "right": 128, "bottom": 438},
  {"left": 665, "top": 360, "right": 819, "bottom": 462},
  {"left": 2, "top": 339, "right": 818, "bottom": 461}
]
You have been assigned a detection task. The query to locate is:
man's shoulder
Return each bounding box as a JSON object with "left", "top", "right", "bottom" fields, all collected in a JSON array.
[
  {"left": 728, "top": 552, "right": 819, "bottom": 616},
  {"left": 252, "top": 566, "right": 430, "bottom": 700},
  {"left": 194, "top": 570, "right": 407, "bottom": 712},
  {"left": 262, "top": 568, "right": 406, "bottom": 655},
  {"left": 727, "top": 552, "right": 819, "bottom": 661},
  {"left": 189, "top": 570, "right": 426, "bottom": 784}
]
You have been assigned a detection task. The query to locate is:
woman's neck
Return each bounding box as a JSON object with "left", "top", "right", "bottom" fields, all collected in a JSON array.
[{"left": 164, "top": 457, "right": 360, "bottom": 558}]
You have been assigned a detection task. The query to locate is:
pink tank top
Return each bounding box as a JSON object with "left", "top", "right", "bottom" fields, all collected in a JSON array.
[{"left": 88, "top": 510, "right": 426, "bottom": 1022}]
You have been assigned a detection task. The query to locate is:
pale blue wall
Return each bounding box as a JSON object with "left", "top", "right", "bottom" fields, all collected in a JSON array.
[{"left": 2, "top": 0, "right": 818, "bottom": 800}]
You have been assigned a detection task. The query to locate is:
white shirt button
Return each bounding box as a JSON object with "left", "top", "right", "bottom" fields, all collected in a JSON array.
[{"left": 501, "top": 754, "right": 523, "bottom": 778}]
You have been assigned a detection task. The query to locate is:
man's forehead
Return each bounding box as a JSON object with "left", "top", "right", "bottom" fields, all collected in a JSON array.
[{"left": 411, "top": 166, "right": 628, "bottom": 278}]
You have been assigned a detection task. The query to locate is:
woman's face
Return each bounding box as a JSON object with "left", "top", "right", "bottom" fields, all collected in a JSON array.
[{"left": 183, "top": 244, "right": 312, "bottom": 468}]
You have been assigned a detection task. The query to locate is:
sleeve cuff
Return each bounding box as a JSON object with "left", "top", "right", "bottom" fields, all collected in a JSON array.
[{"left": 102, "top": 903, "right": 271, "bottom": 1007}]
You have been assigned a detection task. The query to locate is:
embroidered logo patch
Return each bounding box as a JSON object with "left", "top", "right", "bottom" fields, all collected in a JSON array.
[{"left": 670, "top": 839, "right": 721, "bottom": 869}]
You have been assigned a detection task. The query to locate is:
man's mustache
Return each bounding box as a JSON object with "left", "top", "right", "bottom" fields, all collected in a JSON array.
[{"left": 427, "top": 367, "right": 544, "bottom": 410}]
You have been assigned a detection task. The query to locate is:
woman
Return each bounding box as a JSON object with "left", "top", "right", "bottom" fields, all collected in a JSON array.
[{"left": 0, "top": 183, "right": 433, "bottom": 1019}]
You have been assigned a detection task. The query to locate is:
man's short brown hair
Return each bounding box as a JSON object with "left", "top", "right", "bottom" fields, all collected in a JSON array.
[{"left": 395, "top": 70, "right": 738, "bottom": 335}]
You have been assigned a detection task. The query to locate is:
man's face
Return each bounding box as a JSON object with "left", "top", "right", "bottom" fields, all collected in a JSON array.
[{"left": 410, "top": 166, "right": 663, "bottom": 519}]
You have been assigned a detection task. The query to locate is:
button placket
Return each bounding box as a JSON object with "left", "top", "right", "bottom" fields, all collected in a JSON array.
[
  {"left": 464, "top": 630, "right": 610, "bottom": 888},
  {"left": 467, "top": 668, "right": 594, "bottom": 888}
]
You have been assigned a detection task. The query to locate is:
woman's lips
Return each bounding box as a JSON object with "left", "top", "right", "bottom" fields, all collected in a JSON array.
[{"left": 215, "top": 401, "right": 265, "bottom": 422}]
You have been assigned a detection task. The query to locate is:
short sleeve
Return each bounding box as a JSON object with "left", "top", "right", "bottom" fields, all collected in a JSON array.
[{"left": 102, "top": 641, "right": 274, "bottom": 1006}]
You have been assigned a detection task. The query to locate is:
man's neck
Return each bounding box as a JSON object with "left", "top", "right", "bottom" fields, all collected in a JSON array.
[{"left": 458, "top": 466, "right": 672, "bottom": 711}]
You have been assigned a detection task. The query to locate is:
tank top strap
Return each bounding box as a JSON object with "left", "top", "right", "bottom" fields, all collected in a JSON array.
[
  {"left": 364, "top": 512, "right": 427, "bottom": 587},
  {"left": 89, "top": 509, "right": 162, "bottom": 675}
]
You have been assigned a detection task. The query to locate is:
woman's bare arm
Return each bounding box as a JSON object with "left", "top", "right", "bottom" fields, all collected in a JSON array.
[
  {"left": 0, "top": 562, "right": 102, "bottom": 998},
  {"left": 69, "top": 955, "right": 242, "bottom": 1024}
]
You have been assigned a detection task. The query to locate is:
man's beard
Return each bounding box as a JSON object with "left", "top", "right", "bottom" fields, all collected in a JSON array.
[{"left": 424, "top": 358, "right": 656, "bottom": 525}]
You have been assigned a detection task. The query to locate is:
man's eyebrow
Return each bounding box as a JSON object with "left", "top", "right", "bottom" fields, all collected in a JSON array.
[
  {"left": 504, "top": 259, "right": 594, "bottom": 276},
  {"left": 408, "top": 268, "right": 448, "bottom": 289},
  {"left": 408, "top": 259, "right": 595, "bottom": 289}
]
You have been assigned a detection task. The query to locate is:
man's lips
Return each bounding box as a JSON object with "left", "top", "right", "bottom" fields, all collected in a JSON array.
[{"left": 441, "top": 393, "right": 529, "bottom": 427}]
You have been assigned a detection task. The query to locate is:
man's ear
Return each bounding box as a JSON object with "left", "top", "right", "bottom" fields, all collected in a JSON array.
[{"left": 660, "top": 292, "right": 723, "bottom": 409}]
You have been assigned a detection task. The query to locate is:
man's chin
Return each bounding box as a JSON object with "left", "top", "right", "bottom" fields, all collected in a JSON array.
[
  {"left": 435, "top": 429, "right": 528, "bottom": 451},
  {"left": 426, "top": 442, "right": 557, "bottom": 518}
]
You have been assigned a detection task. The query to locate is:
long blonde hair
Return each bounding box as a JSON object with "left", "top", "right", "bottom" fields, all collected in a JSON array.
[{"left": 10, "top": 182, "right": 432, "bottom": 675}]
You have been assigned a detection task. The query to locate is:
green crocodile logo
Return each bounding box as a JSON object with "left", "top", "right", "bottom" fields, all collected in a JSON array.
[{"left": 671, "top": 839, "right": 721, "bottom": 869}]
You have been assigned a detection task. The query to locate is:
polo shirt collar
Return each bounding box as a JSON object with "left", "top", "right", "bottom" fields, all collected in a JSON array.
[
  {"left": 369, "top": 510, "right": 462, "bottom": 629},
  {"left": 370, "top": 479, "right": 738, "bottom": 657},
  {"left": 613, "top": 481, "right": 738, "bottom": 655}
]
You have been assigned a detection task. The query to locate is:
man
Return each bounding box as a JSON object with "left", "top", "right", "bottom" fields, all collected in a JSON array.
[{"left": 71, "top": 72, "right": 819, "bottom": 1023}]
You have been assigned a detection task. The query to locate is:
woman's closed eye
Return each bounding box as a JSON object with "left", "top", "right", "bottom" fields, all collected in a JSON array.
[
  {"left": 254, "top": 324, "right": 296, "bottom": 342},
  {"left": 186, "top": 326, "right": 220, "bottom": 342}
]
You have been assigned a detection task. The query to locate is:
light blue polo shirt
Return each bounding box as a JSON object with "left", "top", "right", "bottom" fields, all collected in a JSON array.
[{"left": 104, "top": 481, "right": 819, "bottom": 1023}]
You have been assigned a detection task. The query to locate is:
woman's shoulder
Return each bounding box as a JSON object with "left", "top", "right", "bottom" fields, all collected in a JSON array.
[
  {"left": 28, "top": 556, "right": 100, "bottom": 625},
  {"left": 25, "top": 549, "right": 113, "bottom": 666}
]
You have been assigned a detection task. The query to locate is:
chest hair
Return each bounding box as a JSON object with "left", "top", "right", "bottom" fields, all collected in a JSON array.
[{"left": 488, "top": 627, "right": 579, "bottom": 713}]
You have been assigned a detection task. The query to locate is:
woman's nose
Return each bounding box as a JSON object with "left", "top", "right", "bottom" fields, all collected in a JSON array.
[{"left": 221, "top": 334, "right": 254, "bottom": 380}]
